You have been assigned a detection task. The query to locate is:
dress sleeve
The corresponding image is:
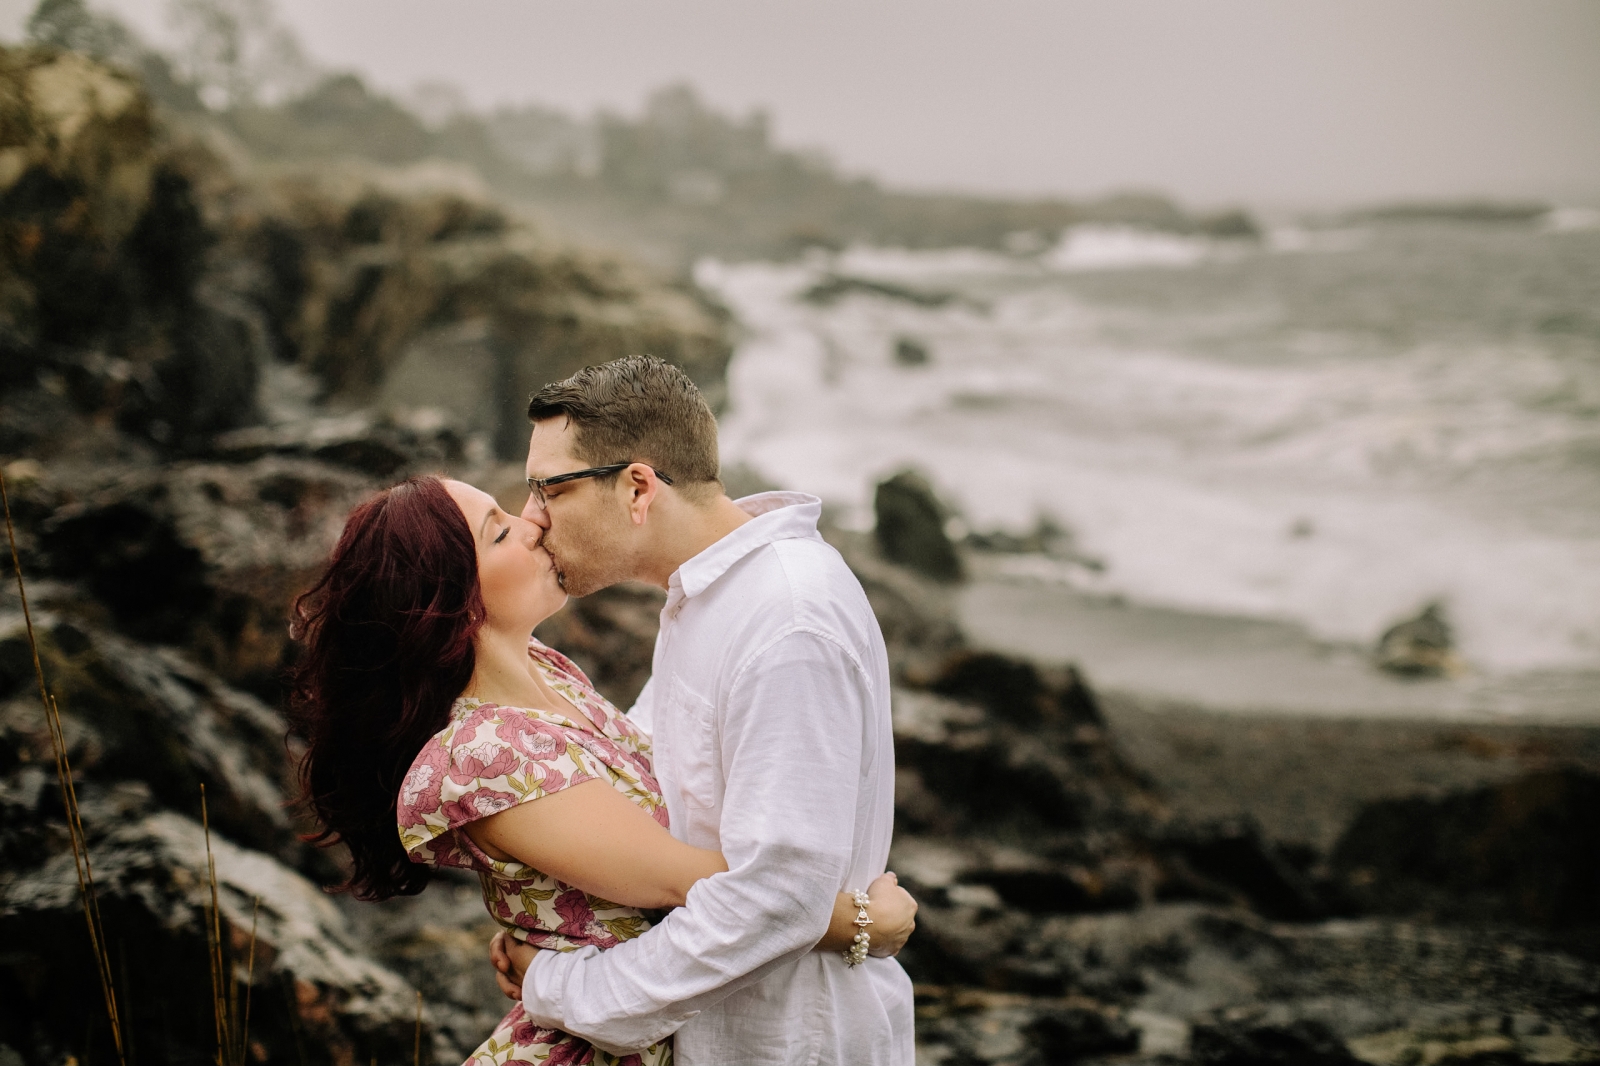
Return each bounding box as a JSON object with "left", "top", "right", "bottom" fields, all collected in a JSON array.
[{"left": 397, "top": 702, "right": 608, "bottom": 869}]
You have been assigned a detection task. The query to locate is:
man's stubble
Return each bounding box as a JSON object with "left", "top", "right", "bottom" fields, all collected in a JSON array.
[{"left": 543, "top": 495, "right": 637, "bottom": 599}]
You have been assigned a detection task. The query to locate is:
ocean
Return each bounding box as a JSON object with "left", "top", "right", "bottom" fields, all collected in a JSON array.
[{"left": 699, "top": 213, "right": 1600, "bottom": 683}]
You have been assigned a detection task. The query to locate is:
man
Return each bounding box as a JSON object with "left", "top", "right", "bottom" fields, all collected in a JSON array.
[{"left": 490, "top": 355, "right": 915, "bottom": 1064}]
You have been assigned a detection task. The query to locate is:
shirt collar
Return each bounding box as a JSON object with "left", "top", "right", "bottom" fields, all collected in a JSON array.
[{"left": 666, "top": 491, "right": 822, "bottom": 608}]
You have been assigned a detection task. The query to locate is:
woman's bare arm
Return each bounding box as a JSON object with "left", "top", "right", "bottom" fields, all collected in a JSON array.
[
  {"left": 466, "top": 779, "right": 724, "bottom": 909},
  {"left": 467, "top": 780, "right": 916, "bottom": 951}
]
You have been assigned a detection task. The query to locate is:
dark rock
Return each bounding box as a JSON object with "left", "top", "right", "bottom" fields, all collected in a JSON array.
[
  {"left": 1164, "top": 817, "right": 1330, "bottom": 921},
  {"left": 971, "top": 866, "right": 1143, "bottom": 916},
  {"left": 802, "top": 274, "right": 957, "bottom": 307},
  {"left": 0, "top": 51, "right": 263, "bottom": 454},
  {"left": 1331, "top": 768, "right": 1600, "bottom": 937},
  {"left": 1024, "top": 1004, "right": 1141, "bottom": 1061},
  {"left": 911, "top": 987, "right": 1136, "bottom": 1066},
  {"left": 1190, "top": 1014, "right": 1358, "bottom": 1066},
  {"left": 933, "top": 651, "right": 1103, "bottom": 728},
  {"left": 894, "top": 335, "right": 931, "bottom": 366},
  {"left": 0, "top": 619, "right": 295, "bottom": 857},
  {"left": 0, "top": 811, "right": 427, "bottom": 1066},
  {"left": 37, "top": 457, "right": 375, "bottom": 694},
  {"left": 42, "top": 480, "right": 213, "bottom": 642},
  {"left": 875, "top": 469, "right": 963, "bottom": 582},
  {"left": 1375, "top": 602, "right": 1461, "bottom": 676},
  {"left": 1193, "top": 209, "right": 1261, "bottom": 240},
  {"left": 210, "top": 413, "right": 462, "bottom": 477}
]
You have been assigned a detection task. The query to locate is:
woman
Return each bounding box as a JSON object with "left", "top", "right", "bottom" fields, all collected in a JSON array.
[{"left": 287, "top": 476, "right": 916, "bottom": 1066}]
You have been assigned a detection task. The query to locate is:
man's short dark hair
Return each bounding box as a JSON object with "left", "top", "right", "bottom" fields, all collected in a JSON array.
[{"left": 527, "top": 355, "right": 720, "bottom": 497}]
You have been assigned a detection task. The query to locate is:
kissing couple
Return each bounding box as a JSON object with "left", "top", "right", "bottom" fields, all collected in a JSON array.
[{"left": 289, "top": 356, "right": 918, "bottom": 1065}]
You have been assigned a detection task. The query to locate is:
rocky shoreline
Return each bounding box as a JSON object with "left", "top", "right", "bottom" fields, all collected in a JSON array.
[{"left": 0, "top": 46, "right": 1597, "bottom": 1066}]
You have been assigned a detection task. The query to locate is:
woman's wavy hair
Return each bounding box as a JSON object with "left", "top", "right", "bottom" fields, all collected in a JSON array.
[{"left": 286, "top": 475, "right": 483, "bottom": 900}]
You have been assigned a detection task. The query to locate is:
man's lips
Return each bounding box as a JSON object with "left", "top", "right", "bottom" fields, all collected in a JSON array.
[{"left": 545, "top": 547, "right": 568, "bottom": 589}]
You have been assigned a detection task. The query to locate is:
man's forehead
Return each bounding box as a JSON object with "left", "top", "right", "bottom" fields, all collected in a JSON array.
[{"left": 525, "top": 417, "right": 578, "bottom": 473}]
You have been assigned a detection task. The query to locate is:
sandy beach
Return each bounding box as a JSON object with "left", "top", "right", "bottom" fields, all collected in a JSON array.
[{"left": 959, "top": 567, "right": 1600, "bottom": 850}]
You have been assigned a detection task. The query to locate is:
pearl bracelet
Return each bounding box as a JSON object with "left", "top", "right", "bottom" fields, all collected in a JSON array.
[{"left": 843, "top": 889, "right": 873, "bottom": 967}]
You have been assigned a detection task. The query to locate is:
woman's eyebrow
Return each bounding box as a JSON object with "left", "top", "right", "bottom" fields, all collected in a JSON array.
[{"left": 479, "top": 506, "right": 501, "bottom": 539}]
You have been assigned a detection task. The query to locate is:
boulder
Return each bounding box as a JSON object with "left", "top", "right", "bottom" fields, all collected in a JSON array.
[
  {"left": 874, "top": 469, "right": 964, "bottom": 583},
  {"left": 0, "top": 46, "right": 262, "bottom": 454},
  {"left": 0, "top": 617, "right": 295, "bottom": 858},
  {"left": 1348, "top": 1016, "right": 1600, "bottom": 1066},
  {"left": 0, "top": 810, "right": 426, "bottom": 1066},
  {"left": 1162, "top": 817, "right": 1330, "bottom": 922},
  {"left": 1331, "top": 768, "right": 1600, "bottom": 938},
  {"left": 38, "top": 456, "right": 376, "bottom": 696},
  {"left": 911, "top": 988, "right": 1138, "bottom": 1066},
  {"left": 239, "top": 175, "right": 733, "bottom": 457},
  {"left": 893, "top": 335, "right": 930, "bottom": 366},
  {"left": 1374, "top": 602, "right": 1462, "bottom": 677},
  {"left": 1190, "top": 1013, "right": 1358, "bottom": 1066}
]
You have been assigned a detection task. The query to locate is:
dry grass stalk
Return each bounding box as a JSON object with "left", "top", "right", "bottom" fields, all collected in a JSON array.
[
  {"left": 241, "top": 896, "right": 259, "bottom": 1065},
  {"left": 415, "top": 989, "right": 423, "bottom": 1066},
  {"left": 2, "top": 471, "right": 126, "bottom": 1065},
  {"left": 202, "top": 786, "right": 262, "bottom": 1066}
]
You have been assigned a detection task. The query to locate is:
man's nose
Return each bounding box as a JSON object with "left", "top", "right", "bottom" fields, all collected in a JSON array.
[{"left": 521, "top": 493, "right": 550, "bottom": 529}]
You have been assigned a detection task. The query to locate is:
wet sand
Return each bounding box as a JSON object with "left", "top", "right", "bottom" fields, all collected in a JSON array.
[
  {"left": 958, "top": 572, "right": 1600, "bottom": 723},
  {"left": 958, "top": 571, "right": 1600, "bottom": 849}
]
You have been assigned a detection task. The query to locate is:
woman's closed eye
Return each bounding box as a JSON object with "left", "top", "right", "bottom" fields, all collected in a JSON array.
[{"left": 494, "top": 526, "right": 511, "bottom": 545}]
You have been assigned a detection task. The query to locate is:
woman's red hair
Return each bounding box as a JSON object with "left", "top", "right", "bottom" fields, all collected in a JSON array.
[{"left": 286, "top": 475, "right": 483, "bottom": 900}]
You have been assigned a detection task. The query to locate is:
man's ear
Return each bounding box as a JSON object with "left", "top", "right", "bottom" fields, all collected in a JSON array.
[{"left": 624, "top": 463, "right": 663, "bottom": 526}]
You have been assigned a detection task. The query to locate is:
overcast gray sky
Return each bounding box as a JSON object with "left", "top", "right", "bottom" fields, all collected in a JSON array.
[{"left": 5, "top": 0, "right": 1597, "bottom": 208}]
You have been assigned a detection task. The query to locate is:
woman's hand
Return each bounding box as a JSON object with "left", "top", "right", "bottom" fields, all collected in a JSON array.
[
  {"left": 865, "top": 871, "right": 917, "bottom": 957},
  {"left": 490, "top": 929, "right": 539, "bottom": 1000},
  {"left": 816, "top": 871, "right": 918, "bottom": 958}
]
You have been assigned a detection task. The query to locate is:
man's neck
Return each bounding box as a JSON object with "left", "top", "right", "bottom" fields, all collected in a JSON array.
[{"left": 640, "top": 494, "right": 754, "bottom": 589}]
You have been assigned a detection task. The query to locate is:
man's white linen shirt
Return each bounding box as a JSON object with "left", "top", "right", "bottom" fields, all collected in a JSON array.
[{"left": 518, "top": 492, "right": 914, "bottom": 1066}]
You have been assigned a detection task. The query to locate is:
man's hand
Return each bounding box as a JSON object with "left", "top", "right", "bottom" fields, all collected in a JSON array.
[
  {"left": 489, "top": 930, "right": 540, "bottom": 1000},
  {"left": 866, "top": 871, "right": 917, "bottom": 958}
]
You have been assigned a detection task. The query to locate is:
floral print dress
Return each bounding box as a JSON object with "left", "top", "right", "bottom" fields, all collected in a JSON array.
[{"left": 398, "top": 637, "right": 672, "bottom": 1066}]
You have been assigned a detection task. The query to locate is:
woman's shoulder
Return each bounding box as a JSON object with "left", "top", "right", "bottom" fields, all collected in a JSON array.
[{"left": 397, "top": 699, "right": 609, "bottom": 867}]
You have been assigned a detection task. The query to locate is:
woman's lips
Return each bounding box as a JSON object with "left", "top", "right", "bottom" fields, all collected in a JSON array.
[{"left": 544, "top": 549, "right": 568, "bottom": 589}]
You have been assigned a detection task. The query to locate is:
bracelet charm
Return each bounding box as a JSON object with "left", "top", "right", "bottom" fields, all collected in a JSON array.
[{"left": 843, "top": 889, "right": 872, "bottom": 967}]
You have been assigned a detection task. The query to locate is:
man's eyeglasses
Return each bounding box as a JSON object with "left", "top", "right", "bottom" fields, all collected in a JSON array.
[{"left": 526, "top": 463, "right": 674, "bottom": 508}]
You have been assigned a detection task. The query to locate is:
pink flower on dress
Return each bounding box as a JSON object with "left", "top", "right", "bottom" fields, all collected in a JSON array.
[
  {"left": 554, "top": 889, "right": 618, "bottom": 947},
  {"left": 531, "top": 763, "right": 566, "bottom": 796},
  {"left": 575, "top": 732, "right": 623, "bottom": 767},
  {"left": 441, "top": 787, "right": 519, "bottom": 826},
  {"left": 419, "top": 835, "right": 470, "bottom": 869},
  {"left": 544, "top": 1040, "right": 596, "bottom": 1065},
  {"left": 449, "top": 739, "right": 519, "bottom": 784},
  {"left": 496, "top": 717, "right": 569, "bottom": 762},
  {"left": 620, "top": 751, "right": 661, "bottom": 794},
  {"left": 397, "top": 763, "right": 438, "bottom": 822},
  {"left": 510, "top": 1008, "right": 561, "bottom": 1047},
  {"left": 458, "top": 700, "right": 503, "bottom": 734}
]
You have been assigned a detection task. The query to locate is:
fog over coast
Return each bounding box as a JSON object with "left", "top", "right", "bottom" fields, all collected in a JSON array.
[{"left": 13, "top": 0, "right": 1600, "bottom": 209}]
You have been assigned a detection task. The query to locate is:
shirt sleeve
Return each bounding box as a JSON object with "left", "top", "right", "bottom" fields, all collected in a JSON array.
[{"left": 518, "top": 628, "right": 871, "bottom": 1054}]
